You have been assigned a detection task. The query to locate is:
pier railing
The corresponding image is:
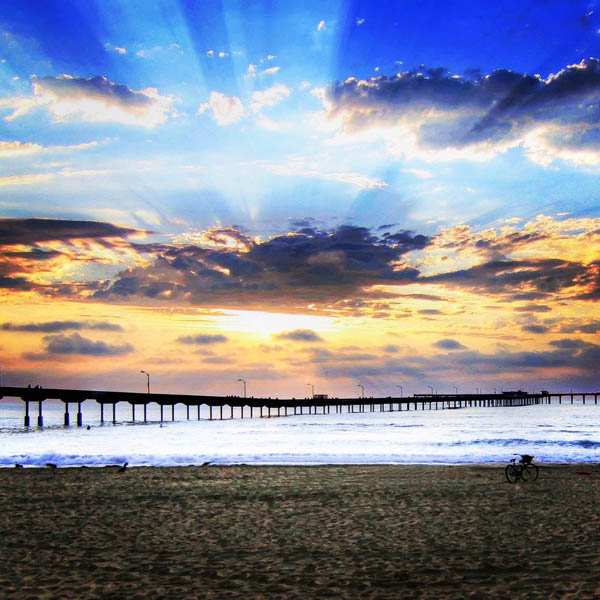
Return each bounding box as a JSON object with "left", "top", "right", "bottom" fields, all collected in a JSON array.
[{"left": 0, "top": 386, "right": 598, "bottom": 429}]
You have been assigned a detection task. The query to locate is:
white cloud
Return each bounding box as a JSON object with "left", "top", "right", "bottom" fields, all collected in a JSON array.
[
  {"left": 198, "top": 92, "right": 245, "bottom": 126},
  {"left": 0, "top": 75, "right": 175, "bottom": 128},
  {"left": 105, "top": 43, "right": 127, "bottom": 55},
  {"left": 262, "top": 159, "right": 387, "bottom": 190},
  {"left": 261, "top": 66, "right": 281, "bottom": 77},
  {"left": 317, "top": 20, "right": 326, "bottom": 31},
  {"left": 206, "top": 49, "right": 215, "bottom": 57},
  {"left": 0, "top": 168, "right": 109, "bottom": 187},
  {"left": 356, "top": 18, "right": 366, "bottom": 26},
  {"left": 0, "top": 139, "right": 100, "bottom": 159},
  {"left": 245, "top": 64, "right": 257, "bottom": 79},
  {"left": 250, "top": 84, "right": 290, "bottom": 113}
]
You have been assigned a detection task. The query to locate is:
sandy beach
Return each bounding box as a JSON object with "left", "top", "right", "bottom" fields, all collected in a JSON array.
[{"left": 1, "top": 464, "right": 600, "bottom": 599}]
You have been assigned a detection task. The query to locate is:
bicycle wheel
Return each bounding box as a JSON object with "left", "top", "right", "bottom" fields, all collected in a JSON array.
[
  {"left": 505, "top": 464, "right": 519, "bottom": 483},
  {"left": 523, "top": 464, "right": 539, "bottom": 482}
]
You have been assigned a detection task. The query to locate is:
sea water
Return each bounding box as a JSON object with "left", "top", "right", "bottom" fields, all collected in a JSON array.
[{"left": 0, "top": 400, "right": 599, "bottom": 467}]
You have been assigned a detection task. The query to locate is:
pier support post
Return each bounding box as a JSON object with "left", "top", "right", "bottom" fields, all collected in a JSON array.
[
  {"left": 37, "top": 400, "right": 43, "bottom": 427},
  {"left": 100, "top": 403, "right": 104, "bottom": 423},
  {"left": 160, "top": 404, "right": 164, "bottom": 422},
  {"left": 131, "top": 403, "right": 136, "bottom": 422},
  {"left": 144, "top": 403, "right": 147, "bottom": 423},
  {"left": 209, "top": 405, "right": 213, "bottom": 420},
  {"left": 198, "top": 404, "right": 201, "bottom": 420},
  {"left": 250, "top": 406, "right": 254, "bottom": 418},
  {"left": 64, "top": 401, "right": 70, "bottom": 426},
  {"left": 77, "top": 401, "right": 82, "bottom": 427},
  {"left": 187, "top": 405, "right": 190, "bottom": 420},
  {"left": 112, "top": 403, "right": 116, "bottom": 424},
  {"left": 220, "top": 406, "right": 223, "bottom": 420},
  {"left": 172, "top": 405, "right": 175, "bottom": 421},
  {"left": 24, "top": 399, "right": 30, "bottom": 427},
  {"left": 230, "top": 406, "right": 234, "bottom": 419}
]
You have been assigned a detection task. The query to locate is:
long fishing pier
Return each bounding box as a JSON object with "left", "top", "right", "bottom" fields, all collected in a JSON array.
[{"left": 1, "top": 386, "right": 598, "bottom": 429}]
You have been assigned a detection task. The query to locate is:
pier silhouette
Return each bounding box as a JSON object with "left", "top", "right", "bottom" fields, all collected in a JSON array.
[{"left": 0, "top": 386, "right": 598, "bottom": 429}]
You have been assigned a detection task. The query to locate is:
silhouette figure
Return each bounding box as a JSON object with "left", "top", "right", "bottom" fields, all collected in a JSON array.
[
  {"left": 14, "top": 463, "right": 23, "bottom": 469},
  {"left": 117, "top": 462, "right": 128, "bottom": 473}
]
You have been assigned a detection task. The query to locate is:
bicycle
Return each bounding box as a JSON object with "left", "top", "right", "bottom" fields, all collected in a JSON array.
[{"left": 505, "top": 454, "right": 539, "bottom": 483}]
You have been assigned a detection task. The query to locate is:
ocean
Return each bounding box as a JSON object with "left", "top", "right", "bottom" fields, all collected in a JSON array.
[{"left": 0, "top": 400, "right": 599, "bottom": 467}]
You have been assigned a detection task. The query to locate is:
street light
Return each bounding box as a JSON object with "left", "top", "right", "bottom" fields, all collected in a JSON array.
[
  {"left": 237, "top": 378, "right": 247, "bottom": 398},
  {"left": 140, "top": 370, "right": 150, "bottom": 394},
  {"left": 397, "top": 384, "right": 403, "bottom": 398},
  {"left": 454, "top": 386, "right": 458, "bottom": 394},
  {"left": 427, "top": 385, "right": 434, "bottom": 395},
  {"left": 306, "top": 383, "right": 315, "bottom": 398},
  {"left": 356, "top": 383, "right": 365, "bottom": 398}
]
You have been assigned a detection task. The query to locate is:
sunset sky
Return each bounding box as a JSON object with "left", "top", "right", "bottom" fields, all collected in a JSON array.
[{"left": 1, "top": 0, "right": 599, "bottom": 396}]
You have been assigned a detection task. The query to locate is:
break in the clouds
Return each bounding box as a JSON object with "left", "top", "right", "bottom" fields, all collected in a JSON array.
[
  {"left": 324, "top": 58, "right": 600, "bottom": 165},
  {"left": 0, "top": 75, "right": 175, "bottom": 127}
]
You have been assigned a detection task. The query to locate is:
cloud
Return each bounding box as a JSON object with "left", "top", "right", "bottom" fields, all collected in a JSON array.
[
  {"left": 41, "top": 332, "right": 133, "bottom": 356},
  {"left": 96, "top": 225, "right": 428, "bottom": 308},
  {"left": 317, "top": 20, "right": 326, "bottom": 31},
  {"left": 198, "top": 92, "right": 245, "bottom": 126},
  {"left": 321, "top": 58, "right": 600, "bottom": 165},
  {"left": 356, "top": 18, "right": 366, "bottom": 26},
  {"left": 0, "top": 139, "right": 99, "bottom": 159},
  {"left": 104, "top": 43, "right": 127, "bottom": 55},
  {"left": 1, "top": 320, "right": 123, "bottom": 333},
  {"left": 251, "top": 84, "right": 291, "bottom": 112},
  {"left": 177, "top": 333, "right": 228, "bottom": 345},
  {"left": 0, "top": 218, "right": 139, "bottom": 245},
  {"left": 276, "top": 329, "right": 323, "bottom": 342},
  {"left": 434, "top": 338, "right": 466, "bottom": 350},
  {"left": 0, "top": 75, "right": 175, "bottom": 128},
  {"left": 0, "top": 168, "right": 109, "bottom": 187},
  {"left": 261, "top": 66, "right": 281, "bottom": 77},
  {"left": 262, "top": 159, "right": 387, "bottom": 189}
]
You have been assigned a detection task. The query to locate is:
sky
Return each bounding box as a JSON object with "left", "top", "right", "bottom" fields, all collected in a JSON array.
[{"left": 0, "top": 0, "right": 599, "bottom": 396}]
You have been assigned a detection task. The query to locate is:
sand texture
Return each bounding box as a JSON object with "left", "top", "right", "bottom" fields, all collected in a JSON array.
[{"left": 1, "top": 464, "right": 600, "bottom": 599}]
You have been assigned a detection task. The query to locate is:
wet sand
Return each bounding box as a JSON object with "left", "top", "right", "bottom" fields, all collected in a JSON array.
[{"left": 1, "top": 464, "right": 600, "bottom": 599}]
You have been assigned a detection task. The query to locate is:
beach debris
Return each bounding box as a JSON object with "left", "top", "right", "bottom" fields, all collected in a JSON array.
[
  {"left": 117, "top": 462, "right": 128, "bottom": 473},
  {"left": 14, "top": 463, "right": 23, "bottom": 469}
]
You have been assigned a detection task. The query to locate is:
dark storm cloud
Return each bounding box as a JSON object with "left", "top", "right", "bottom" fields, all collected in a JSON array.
[
  {"left": 433, "top": 339, "right": 466, "bottom": 350},
  {"left": 1, "top": 320, "right": 123, "bottom": 333},
  {"left": 0, "top": 218, "right": 139, "bottom": 246},
  {"left": 97, "top": 225, "right": 429, "bottom": 307},
  {"left": 42, "top": 333, "right": 133, "bottom": 356},
  {"left": 522, "top": 324, "right": 550, "bottom": 334},
  {"left": 276, "top": 329, "right": 323, "bottom": 342},
  {"left": 326, "top": 58, "right": 600, "bottom": 155},
  {"left": 178, "top": 334, "right": 228, "bottom": 345},
  {"left": 418, "top": 258, "right": 589, "bottom": 296}
]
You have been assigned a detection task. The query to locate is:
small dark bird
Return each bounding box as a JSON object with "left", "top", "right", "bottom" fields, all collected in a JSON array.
[
  {"left": 86, "top": 425, "right": 91, "bottom": 430},
  {"left": 117, "top": 462, "right": 128, "bottom": 473},
  {"left": 14, "top": 463, "right": 23, "bottom": 469},
  {"left": 45, "top": 462, "right": 57, "bottom": 469}
]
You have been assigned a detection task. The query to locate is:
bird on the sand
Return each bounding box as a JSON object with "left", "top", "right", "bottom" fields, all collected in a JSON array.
[{"left": 117, "top": 462, "right": 128, "bottom": 473}]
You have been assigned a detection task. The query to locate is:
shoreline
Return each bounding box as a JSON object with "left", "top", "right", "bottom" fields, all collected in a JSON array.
[{"left": 3, "top": 464, "right": 600, "bottom": 598}]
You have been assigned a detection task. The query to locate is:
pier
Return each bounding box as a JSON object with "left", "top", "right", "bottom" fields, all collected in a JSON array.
[{"left": 1, "top": 386, "right": 597, "bottom": 429}]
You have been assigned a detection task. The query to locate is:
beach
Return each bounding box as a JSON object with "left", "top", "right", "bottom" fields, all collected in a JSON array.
[{"left": 2, "top": 464, "right": 600, "bottom": 599}]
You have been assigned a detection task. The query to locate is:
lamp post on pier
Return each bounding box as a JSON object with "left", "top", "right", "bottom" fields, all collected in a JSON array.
[
  {"left": 306, "top": 383, "right": 315, "bottom": 398},
  {"left": 237, "top": 378, "right": 247, "bottom": 398},
  {"left": 397, "top": 384, "right": 403, "bottom": 398},
  {"left": 427, "top": 385, "right": 434, "bottom": 395},
  {"left": 356, "top": 383, "right": 365, "bottom": 399},
  {"left": 140, "top": 370, "right": 150, "bottom": 394}
]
